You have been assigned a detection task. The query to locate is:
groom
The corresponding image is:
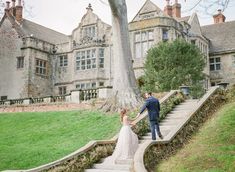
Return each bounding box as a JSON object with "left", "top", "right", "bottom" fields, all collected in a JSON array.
[{"left": 136, "top": 92, "right": 163, "bottom": 140}]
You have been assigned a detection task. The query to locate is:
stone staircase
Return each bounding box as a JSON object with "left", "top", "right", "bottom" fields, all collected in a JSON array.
[{"left": 84, "top": 99, "right": 199, "bottom": 172}]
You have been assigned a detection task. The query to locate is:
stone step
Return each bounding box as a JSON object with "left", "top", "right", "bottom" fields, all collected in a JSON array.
[
  {"left": 142, "top": 135, "right": 159, "bottom": 140},
  {"left": 165, "top": 115, "right": 185, "bottom": 119},
  {"left": 168, "top": 111, "right": 192, "bottom": 117},
  {"left": 172, "top": 107, "right": 193, "bottom": 111},
  {"left": 170, "top": 110, "right": 191, "bottom": 114},
  {"left": 157, "top": 125, "right": 172, "bottom": 130},
  {"left": 179, "top": 103, "right": 197, "bottom": 106},
  {"left": 168, "top": 111, "right": 188, "bottom": 114},
  {"left": 160, "top": 120, "right": 181, "bottom": 125},
  {"left": 184, "top": 99, "right": 199, "bottom": 102},
  {"left": 176, "top": 106, "right": 194, "bottom": 109},
  {"left": 161, "top": 118, "right": 183, "bottom": 122},
  {"left": 166, "top": 114, "right": 187, "bottom": 119},
  {"left": 177, "top": 104, "right": 197, "bottom": 107},
  {"left": 94, "top": 164, "right": 131, "bottom": 170},
  {"left": 177, "top": 101, "right": 197, "bottom": 104},
  {"left": 139, "top": 139, "right": 147, "bottom": 144},
  {"left": 145, "top": 130, "right": 170, "bottom": 136},
  {"left": 173, "top": 106, "right": 194, "bottom": 110},
  {"left": 115, "top": 159, "right": 133, "bottom": 165},
  {"left": 85, "top": 169, "right": 129, "bottom": 172}
]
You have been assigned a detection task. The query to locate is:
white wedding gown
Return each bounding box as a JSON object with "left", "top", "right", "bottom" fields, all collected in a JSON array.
[{"left": 104, "top": 115, "right": 139, "bottom": 164}]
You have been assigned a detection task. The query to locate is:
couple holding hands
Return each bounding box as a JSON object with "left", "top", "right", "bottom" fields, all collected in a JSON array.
[{"left": 104, "top": 92, "right": 163, "bottom": 164}]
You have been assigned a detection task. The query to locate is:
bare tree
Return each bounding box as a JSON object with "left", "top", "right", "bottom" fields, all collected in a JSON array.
[
  {"left": 100, "top": 0, "right": 142, "bottom": 112},
  {"left": 183, "top": 0, "right": 232, "bottom": 15}
]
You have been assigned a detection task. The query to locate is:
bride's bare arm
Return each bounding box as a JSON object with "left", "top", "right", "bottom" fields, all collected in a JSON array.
[{"left": 127, "top": 117, "right": 135, "bottom": 126}]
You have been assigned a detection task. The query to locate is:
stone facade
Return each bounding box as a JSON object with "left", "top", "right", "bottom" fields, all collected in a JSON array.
[
  {"left": 0, "top": 0, "right": 234, "bottom": 99},
  {"left": 202, "top": 19, "right": 235, "bottom": 86}
]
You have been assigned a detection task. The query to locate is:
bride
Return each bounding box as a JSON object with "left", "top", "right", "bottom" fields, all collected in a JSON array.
[{"left": 104, "top": 108, "right": 139, "bottom": 163}]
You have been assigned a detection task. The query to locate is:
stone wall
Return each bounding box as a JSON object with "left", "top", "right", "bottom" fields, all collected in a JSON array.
[
  {"left": 210, "top": 53, "right": 235, "bottom": 85},
  {"left": 0, "top": 102, "right": 92, "bottom": 113},
  {"left": 45, "top": 141, "right": 115, "bottom": 172},
  {"left": 0, "top": 17, "right": 27, "bottom": 99}
]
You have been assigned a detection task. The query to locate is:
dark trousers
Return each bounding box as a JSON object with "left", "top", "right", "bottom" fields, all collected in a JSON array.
[{"left": 150, "top": 120, "right": 161, "bottom": 140}]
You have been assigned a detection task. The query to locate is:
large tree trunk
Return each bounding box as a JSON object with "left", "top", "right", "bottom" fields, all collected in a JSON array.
[{"left": 101, "top": 0, "right": 142, "bottom": 112}]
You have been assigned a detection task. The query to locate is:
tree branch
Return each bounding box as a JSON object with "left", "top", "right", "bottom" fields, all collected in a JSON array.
[{"left": 183, "top": 0, "right": 231, "bottom": 15}]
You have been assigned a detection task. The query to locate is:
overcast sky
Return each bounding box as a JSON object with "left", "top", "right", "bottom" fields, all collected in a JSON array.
[{"left": 19, "top": 0, "right": 235, "bottom": 35}]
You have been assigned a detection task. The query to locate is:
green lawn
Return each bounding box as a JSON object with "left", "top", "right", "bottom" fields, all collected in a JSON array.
[
  {"left": 156, "top": 102, "right": 235, "bottom": 172},
  {"left": 0, "top": 110, "right": 120, "bottom": 171}
]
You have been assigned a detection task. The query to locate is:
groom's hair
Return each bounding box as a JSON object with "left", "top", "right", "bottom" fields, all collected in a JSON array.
[{"left": 148, "top": 92, "right": 152, "bottom": 96}]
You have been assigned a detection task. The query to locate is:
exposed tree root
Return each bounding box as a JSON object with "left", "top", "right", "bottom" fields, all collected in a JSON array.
[{"left": 100, "top": 90, "right": 143, "bottom": 112}]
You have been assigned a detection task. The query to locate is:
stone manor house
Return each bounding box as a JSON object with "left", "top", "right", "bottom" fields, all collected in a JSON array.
[{"left": 0, "top": 0, "right": 235, "bottom": 100}]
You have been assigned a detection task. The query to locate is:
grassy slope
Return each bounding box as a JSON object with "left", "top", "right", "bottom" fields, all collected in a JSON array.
[
  {"left": 0, "top": 110, "right": 120, "bottom": 171},
  {"left": 156, "top": 102, "right": 235, "bottom": 172}
]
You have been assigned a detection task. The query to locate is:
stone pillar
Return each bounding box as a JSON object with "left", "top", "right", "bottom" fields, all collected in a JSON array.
[
  {"left": 65, "top": 95, "right": 71, "bottom": 102},
  {"left": 4, "top": 101, "right": 11, "bottom": 106},
  {"left": 23, "top": 98, "right": 31, "bottom": 105},
  {"left": 43, "top": 97, "right": 52, "bottom": 103},
  {"left": 71, "top": 90, "right": 81, "bottom": 103},
  {"left": 98, "top": 87, "right": 113, "bottom": 99}
]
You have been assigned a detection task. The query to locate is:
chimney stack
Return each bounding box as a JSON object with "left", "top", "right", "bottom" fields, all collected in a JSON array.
[
  {"left": 17, "top": 0, "right": 21, "bottom": 6},
  {"left": 5, "top": 1, "right": 10, "bottom": 11},
  {"left": 164, "top": 0, "right": 172, "bottom": 17},
  {"left": 10, "top": 0, "right": 16, "bottom": 17},
  {"left": 15, "top": 0, "right": 23, "bottom": 23},
  {"left": 213, "top": 9, "right": 226, "bottom": 24},
  {"left": 11, "top": 0, "right": 15, "bottom": 7},
  {"left": 172, "top": 0, "right": 181, "bottom": 18}
]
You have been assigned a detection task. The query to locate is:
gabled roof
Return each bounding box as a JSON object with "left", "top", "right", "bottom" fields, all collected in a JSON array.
[
  {"left": 1, "top": 12, "right": 69, "bottom": 44},
  {"left": 0, "top": 13, "right": 25, "bottom": 36},
  {"left": 201, "top": 21, "right": 235, "bottom": 54},
  {"left": 72, "top": 6, "right": 111, "bottom": 36},
  {"left": 21, "top": 19, "right": 69, "bottom": 44},
  {"left": 131, "top": 0, "right": 168, "bottom": 22},
  {"left": 187, "top": 13, "right": 202, "bottom": 36}
]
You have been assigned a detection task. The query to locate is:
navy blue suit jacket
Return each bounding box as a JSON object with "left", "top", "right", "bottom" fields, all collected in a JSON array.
[{"left": 139, "top": 96, "right": 160, "bottom": 121}]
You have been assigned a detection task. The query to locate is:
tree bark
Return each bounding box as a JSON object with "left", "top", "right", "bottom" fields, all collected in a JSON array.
[{"left": 100, "top": 0, "right": 142, "bottom": 112}]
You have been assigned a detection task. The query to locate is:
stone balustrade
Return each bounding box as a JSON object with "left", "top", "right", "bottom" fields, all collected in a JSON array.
[{"left": 0, "top": 87, "right": 113, "bottom": 108}]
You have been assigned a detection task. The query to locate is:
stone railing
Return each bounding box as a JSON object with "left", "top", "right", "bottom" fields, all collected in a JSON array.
[
  {"left": 13, "top": 138, "right": 118, "bottom": 172},
  {"left": 5, "top": 90, "right": 181, "bottom": 172},
  {"left": 0, "top": 87, "right": 113, "bottom": 108},
  {"left": 133, "top": 86, "right": 225, "bottom": 172},
  {"left": 0, "top": 94, "right": 70, "bottom": 107},
  {"left": 31, "top": 97, "right": 44, "bottom": 104},
  {"left": 10, "top": 98, "right": 24, "bottom": 105},
  {"left": 79, "top": 89, "right": 98, "bottom": 101}
]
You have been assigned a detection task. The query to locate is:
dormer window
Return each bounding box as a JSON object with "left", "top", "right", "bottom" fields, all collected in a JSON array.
[{"left": 83, "top": 25, "right": 96, "bottom": 38}]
